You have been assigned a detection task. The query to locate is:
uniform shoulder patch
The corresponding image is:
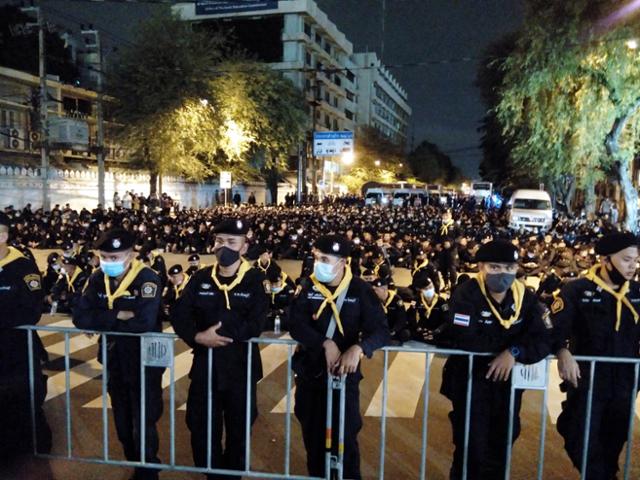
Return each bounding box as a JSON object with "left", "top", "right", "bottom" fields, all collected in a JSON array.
[
  {"left": 24, "top": 273, "right": 41, "bottom": 291},
  {"left": 141, "top": 282, "right": 158, "bottom": 298},
  {"left": 551, "top": 297, "right": 564, "bottom": 314}
]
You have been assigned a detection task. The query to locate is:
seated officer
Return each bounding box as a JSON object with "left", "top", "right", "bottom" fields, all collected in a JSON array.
[
  {"left": 161, "top": 264, "right": 190, "bottom": 322},
  {"left": 407, "top": 272, "right": 449, "bottom": 344},
  {"left": 440, "top": 239, "right": 551, "bottom": 480},
  {"left": 186, "top": 253, "right": 202, "bottom": 276},
  {"left": 263, "top": 264, "right": 296, "bottom": 332},
  {"left": 72, "top": 228, "right": 163, "bottom": 480},
  {"left": 49, "top": 256, "right": 89, "bottom": 313},
  {"left": 370, "top": 276, "right": 410, "bottom": 343}
]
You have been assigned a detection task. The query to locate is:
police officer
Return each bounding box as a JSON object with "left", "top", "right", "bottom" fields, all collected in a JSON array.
[
  {"left": 161, "top": 264, "right": 190, "bottom": 322},
  {"left": 171, "top": 218, "right": 268, "bottom": 479},
  {"left": 186, "top": 253, "right": 202, "bottom": 276},
  {"left": 48, "top": 256, "right": 90, "bottom": 313},
  {"left": 440, "top": 239, "right": 551, "bottom": 480},
  {"left": 370, "top": 276, "right": 410, "bottom": 343},
  {"left": 263, "top": 264, "right": 296, "bottom": 332},
  {"left": 552, "top": 232, "right": 640, "bottom": 479},
  {"left": 0, "top": 212, "right": 51, "bottom": 470},
  {"left": 72, "top": 228, "right": 163, "bottom": 480},
  {"left": 289, "top": 235, "right": 390, "bottom": 479},
  {"left": 407, "top": 272, "right": 449, "bottom": 344}
]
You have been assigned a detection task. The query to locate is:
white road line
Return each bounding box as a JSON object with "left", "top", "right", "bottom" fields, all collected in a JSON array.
[{"left": 365, "top": 352, "right": 433, "bottom": 418}]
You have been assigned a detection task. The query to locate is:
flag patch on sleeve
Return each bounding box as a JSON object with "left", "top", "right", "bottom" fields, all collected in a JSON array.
[{"left": 453, "top": 313, "right": 471, "bottom": 327}]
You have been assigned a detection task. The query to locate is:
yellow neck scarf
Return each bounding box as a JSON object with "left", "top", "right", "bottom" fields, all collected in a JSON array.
[
  {"left": 66, "top": 267, "right": 82, "bottom": 293},
  {"left": 440, "top": 219, "right": 454, "bottom": 236},
  {"left": 476, "top": 274, "right": 525, "bottom": 329},
  {"left": 210, "top": 259, "right": 252, "bottom": 310},
  {"left": 420, "top": 293, "right": 439, "bottom": 319},
  {"left": 257, "top": 259, "right": 271, "bottom": 274},
  {"left": 173, "top": 273, "right": 190, "bottom": 298},
  {"left": 412, "top": 258, "right": 429, "bottom": 276},
  {"left": 0, "top": 246, "right": 25, "bottom": 269},
  {"left": 310, "top": 267, "right": 353, "bottom": 336},
  {"left": 271, "top": 271, "right": 289, "bottom": 303},
  {"left": 382, "top": 289, "right": 397, "bottom": 314},
  {"left": 103, "top": 259, "right": 148, "bottom": 310},
  {"left": 585, "top": 266, "right": 639, "bottom": 332}
]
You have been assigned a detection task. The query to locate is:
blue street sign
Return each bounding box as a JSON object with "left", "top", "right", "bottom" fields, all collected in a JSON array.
[
  {"left": 313, "top": 131, "right": 354, "bottom": 157},
  {"left": 195, "top": 0, "right": 278, "bottom": 15}
]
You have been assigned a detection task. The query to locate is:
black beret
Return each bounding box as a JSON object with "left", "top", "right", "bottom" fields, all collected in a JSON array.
[
  {"left": 412, "top": 271, "right": 435, "bottom": 290},
  {"left": 475, "top": 240, "right": 519, "bottom": 263},
  {"left": 61, "top": 256, "right": 79, "bottom": 266},
  {"left": 314, "top": 235, "right": 352, "bottom": 257},
  {"left": 168, "top": 264, "right": 183, "bottom": 275},
  {"left": 266, "top": 264, "right": 283, "bottom": 282},
  {"left": 214, "top": 218, "right": 249, "bottom": 235},
  {"left": 187, "top": 254, "right": 200, "bottom": 262},
  {"left": 595, "top": 233, "right": 638, "bottom": 256},
  {"left": 47, "top": 252, "right": 60, "bottom": 263},
  {"left": 0, "top": 212, "right": 10, "bottom": 227},
  {"left": 369, "top": 277, "right": 389, "bottom": 288},
  {"left": 95, "top": 228, "right": 135, "bottom": 252}
]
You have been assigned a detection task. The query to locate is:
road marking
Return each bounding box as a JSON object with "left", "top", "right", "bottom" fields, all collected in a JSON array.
[{"left": 38, "top": 319, "right": 76, "bottom": 338}]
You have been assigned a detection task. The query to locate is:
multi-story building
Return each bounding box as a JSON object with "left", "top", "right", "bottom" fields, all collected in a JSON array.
[{"left": 351, "top": 52, "right": 411, "bottom": 146}]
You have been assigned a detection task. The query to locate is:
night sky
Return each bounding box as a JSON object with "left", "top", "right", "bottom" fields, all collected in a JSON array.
[{"left": 10, "top": 0, "right": 525, "bottom": 177}]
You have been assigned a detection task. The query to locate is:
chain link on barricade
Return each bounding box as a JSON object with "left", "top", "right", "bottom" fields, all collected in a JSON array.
[{"left": 18, "top": 324, "right": 640, "bottom": 479}]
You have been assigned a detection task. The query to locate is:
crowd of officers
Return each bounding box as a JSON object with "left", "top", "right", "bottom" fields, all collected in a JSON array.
[{"left": 0, "top": 201, "right": 638, "bottom": 480}]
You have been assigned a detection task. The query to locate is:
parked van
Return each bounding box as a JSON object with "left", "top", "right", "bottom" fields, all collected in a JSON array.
[
  {"left": 508, "top": 189, "right": 553, "bottom": 231},
  {"left": 470, "top": 181, "right": 493, "bottom": 201},
  {"left": 364, "top": 187, "right": 392, "bottom": 206}
]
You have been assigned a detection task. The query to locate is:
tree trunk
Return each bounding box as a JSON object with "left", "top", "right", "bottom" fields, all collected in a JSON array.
[
  {"left": 268, "top": 168, "right": 278, "bottom": 205},
  {"left": 584, "top": 179, "right": 597, "bottom": 217},
  {"left": 149, "top": 170, "right": 158, "bottom": 196}
]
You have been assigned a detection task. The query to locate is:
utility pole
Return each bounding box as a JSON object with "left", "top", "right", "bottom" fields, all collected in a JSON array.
[
  {"left": 81, "top": 26, "right": 105, "bottom": 207},
  {"left": 309, "top": 69, "right": 321, "bottom": 197},
  {"left": 22, "top": 5, "right": 50, "bottom": 211}
]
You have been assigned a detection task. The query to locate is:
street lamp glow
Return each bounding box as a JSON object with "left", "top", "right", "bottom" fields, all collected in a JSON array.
[
  {"left": 627, "top": 39, "right": 639, "bottom": 50},
  {"left": 200, "top": 98, "right": 209, "bottom": 106},
  {"left": 399, "top": 163, "right": 403, "bottom": 167},
  {"left": 374, "top": 159, "right": 381, "bottom": 167},
  {"left": 342, "top": 150, "right": 354, "bottom": 165}
]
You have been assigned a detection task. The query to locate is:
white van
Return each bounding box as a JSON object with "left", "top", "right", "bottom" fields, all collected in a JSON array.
[
  {"left": 365, "top": 187, "right": 392, "bottom": 206},
  {"left": 508, "top": 189, "right": 554, "bottom": 231},
  {"left": 392, "top": 189, "right": 412, "bottom": 207},
  {"left": 470, "top": 181, "right": 492, "bottom": 200}
]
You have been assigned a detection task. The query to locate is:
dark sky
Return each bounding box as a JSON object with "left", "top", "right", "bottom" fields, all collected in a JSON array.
[{"left": 18, "top": 0, "right": 524, "bottom": 177}]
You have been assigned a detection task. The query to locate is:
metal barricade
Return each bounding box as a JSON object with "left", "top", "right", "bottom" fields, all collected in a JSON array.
[{"left": 19, "top": 324, "right": 346, "bottom": 480}]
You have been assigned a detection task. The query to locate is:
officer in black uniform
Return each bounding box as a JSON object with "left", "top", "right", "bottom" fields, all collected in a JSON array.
[
  {"left": 72, "top": 228, "right": 164, "bottom": 480},
  {"left": 49, "top": 256, "right": 90, "bottom": 313},
  {"left": 289, "top": 235, "right": 390, "bottom": 479},
  {"left": 42, "top": 251, "right": 61, "bottom": 296},
  {"left": 440, "top": 239, "right": 551, "bottom": 480},
  {"left": 161, "top": 264, "right": 190, "bottom": 322},
  {"left": 407, "top": 272, "right": 449, "bottom": 344},
  {"left": 263, "top": 264, "right": 296, "bottom": 332},
  {"left": 171, "top": 218, "right": 269, "bottom": 480},
  {"left": 552, "top": 232, "right": 640, "bottom": 480},
  {"left": 186, "top": 253, "right": 202, "bottom": 276},
  {"left": 0, "top": 212, "right": 51, "bottom": 470},
  {"left": 369, "top": 276, "right": 410, "bottom": 343}
]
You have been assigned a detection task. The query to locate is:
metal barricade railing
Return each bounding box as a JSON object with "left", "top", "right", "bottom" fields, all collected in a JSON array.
[
  {"left": 19, "top": 324, "right": 640, "bottom": 480},
  {"left": 20, "top": 325, "right": 345, "bottom": 480}
]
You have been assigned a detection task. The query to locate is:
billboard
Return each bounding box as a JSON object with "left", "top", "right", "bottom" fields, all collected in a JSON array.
[
  {"left": 313, "top": 131, "right": 354, "bottom": 157},
  {"left": 195, "top": 0, "right": 278, "bottom": 15}
]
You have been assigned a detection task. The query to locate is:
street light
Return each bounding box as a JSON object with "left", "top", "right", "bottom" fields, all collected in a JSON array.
[
  {"left": 342, "top": 150, "right": 355, "bottom": 165},
  {"left": 399, "top": 163, "right": 403, "bottom": 167},
  {"left": 200, "top": 98, "right": 209, "bottom": 106},
  {"left": 374, "top": 159, "right": 381, "bottom": 167},
  {"left": 627, "top": 39, "right": 639, "bottom": 50}
]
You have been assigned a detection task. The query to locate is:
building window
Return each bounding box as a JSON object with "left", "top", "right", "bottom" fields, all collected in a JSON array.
[
  {"left": 332, "top": 96, "right": 338, "bottom": 108},
  {"left": 324, "top": 114, "right": 331, "bottom": 129},
  {"left": 325, "top": 91, "right": 330, "bottom": 103},
  {"left": 345, "top": 109, "right": 353, "bottom": 121},
  {"left": 315, "top": 31, "right": 322, "bottom": 44},
  {"left": 305, "top": 51, "right": 312, "bottom": 66},
  {"left": 334, "top": 75, "right": 341, "bottom": 87},
  {"left": 345, "top": 89, "right": 354, "bottom": 102},
  {"left": 346, "top": 70, "right": 355, "bottom": 83},
  {"left": 332, "top": 118, "right": 339, "bottom": 130},
  {"left": 324, "top": 41, "right": 332, "bottom": 55},
  {"left": 304, "top": 21, "right": 312, "bottom": 37}
]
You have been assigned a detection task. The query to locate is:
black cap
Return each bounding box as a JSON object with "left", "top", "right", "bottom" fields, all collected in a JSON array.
[
  {"left": 214, "top": 219, "right": 249, "bottom": 235},
  {"left": 266, "top": 264, "right": 283, "bottom": 283},
  {"left": 595, "top": 232, "right": 638, "bottom": 256},
  {"left": 475, "top": 240, "right": 519, "bottom": 263},
  {"left": 168, "top": 264, "right": 183, "bottom": 275},
  {"left": 95, "top": 228, "right": 135, "bottom": 252},
  {"left": 187, "top": 254, "right": 200, "bottom": 262},
  {"left": 0, "top": 212, "right": 10, "bottom": 227},
  {"left": 314, "top": 235, "right": 352, "bottom": 258},
  {"left": 369, "top": 277, "right": 389, "bottom": 288},
  {"left": 412, "top": 271, "right": 435, "bottom": 290},
  {"left": 47, "top": 252, "right": 60, "bottom": 264},
  {"left": 61, "top": 256, "right": 79, "bottom": 266}
]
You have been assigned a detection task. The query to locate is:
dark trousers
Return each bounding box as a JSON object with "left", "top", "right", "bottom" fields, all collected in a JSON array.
[
  {"left": 0, "top": 367, "right": 51, "bottom": 466},
  {"left": 447, "top": 377, "right": 522, "bottom": 480},
  {"left": 108, "top": 362, "right": 164, "bottom": 480},
  {"left": 186, "top": 378, "right": 258, "bottom": 480},
  {"left": 557, "top": 386, "right": 635, "bottom": 480},
  {"left": 294, "top": 375, "right": 363, "bottom": 480}
]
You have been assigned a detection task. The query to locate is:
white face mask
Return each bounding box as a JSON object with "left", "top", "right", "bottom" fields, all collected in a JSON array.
[{"left": 422, "top": 287, "right": 436, "bottom": 300}]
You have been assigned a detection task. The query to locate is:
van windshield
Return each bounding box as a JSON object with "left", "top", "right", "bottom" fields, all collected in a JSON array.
[
  {"left": 513, "top": 198, "right": 551, "bottom": 210},
  {"left": 366, "top": 193, "right": 381, "bottom": 199}
]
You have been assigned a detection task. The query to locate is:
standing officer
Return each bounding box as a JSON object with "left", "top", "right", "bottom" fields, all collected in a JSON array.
[
  {"left": 48, "top": 256, "right": 90, "bottom": 313},
  {"left": 552, "top": 233, "right": 640, "bottom": 479},
  {"left": 72, "top": 228, "right": 163, "bottom": 480},
  {"left": 440, "top": 239, "right": 551, "bottom": 480},
  {"left": 171, "top": 219, "right": 268, "bottom": 479},
  {"left": 0, "top": 212, "right": 51, "bottom": 470},
  {"left": 289, "top": 235, "right": 389, "bottom": 479}
]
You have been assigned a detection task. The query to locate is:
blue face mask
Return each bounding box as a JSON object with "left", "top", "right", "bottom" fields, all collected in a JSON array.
[
  {"left": 314, "top": 261, "right": 338, "bottom": 284},
  {"left": 102, "top": 260, "right": 127, "bottom": 278}
]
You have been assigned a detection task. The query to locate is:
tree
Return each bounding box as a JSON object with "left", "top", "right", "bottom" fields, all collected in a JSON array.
[
  {"left": 496, "top": 0, "right": 640, "bottom": 229},
  {"left": 107, "top": 7, "right": 226, "bottom": 194},
  {"left": 407, "top": 140, "right": 460, "bottom": 184}
]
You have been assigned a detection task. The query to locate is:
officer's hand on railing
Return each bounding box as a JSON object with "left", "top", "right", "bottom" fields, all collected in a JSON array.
[
  {"left": 557, "top": 348, "right": 581, "bottom": 388},
  {"left": 335, "top": 345, "right": 364, "bottom": 375},
  {"left": 486, "top": 349, "right": 516, "bottom": 382},
  {"left": 116, "top": 310, "right": 135, "bottom": 321},
  {"left": 195, "top": 322, "right": 234, "bottom": 348},
  {"left": 323, "top": 339, "right": 341, "bottom": 373}
]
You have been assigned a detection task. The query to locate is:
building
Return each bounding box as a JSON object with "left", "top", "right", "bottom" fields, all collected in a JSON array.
[
  {"left": 173, "top": 0, "right": 410, "bottom": 144},
  {"left": 351, "top": 52, "right": 411, "bottom": 146}
]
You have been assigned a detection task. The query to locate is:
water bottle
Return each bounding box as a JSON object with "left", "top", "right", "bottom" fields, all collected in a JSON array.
[
  {"left": 274, "top": 315, "right": 281, "bottom": 335},
  {"left": 50, "top": 301, "right": 58, "bottom": 315}
]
